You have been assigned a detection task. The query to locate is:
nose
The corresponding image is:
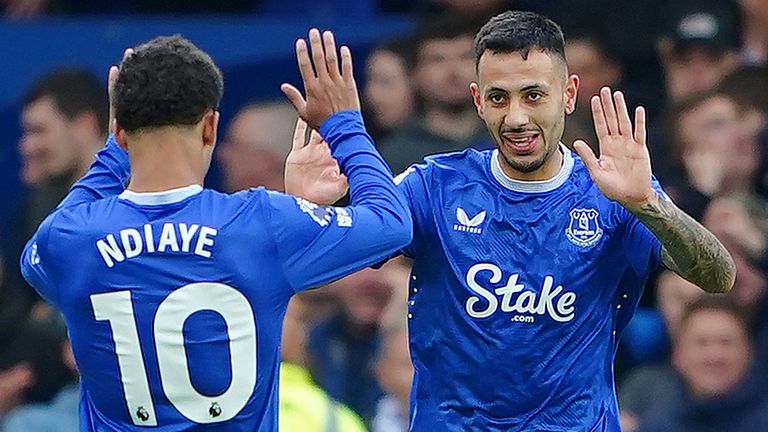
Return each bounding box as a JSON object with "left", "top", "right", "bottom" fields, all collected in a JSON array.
[
  {"left": 504, "top": 100, "right": 529, "bottom": 129},
  {"left": 19, "top": 135, "right": 38, "bottom": 156}
]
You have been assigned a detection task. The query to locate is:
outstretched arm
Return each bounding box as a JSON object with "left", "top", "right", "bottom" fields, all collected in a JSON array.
[
  {"left": 272, "top": 29, "right": 412, "bottom": 291},
  {"left": 573, "top": 87, "right": 735, "bottom": 293}
]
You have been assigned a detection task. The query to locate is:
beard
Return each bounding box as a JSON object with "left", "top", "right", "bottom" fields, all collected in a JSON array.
[{"left": 497, "top": 135, "right": 558, "bottom": 174}]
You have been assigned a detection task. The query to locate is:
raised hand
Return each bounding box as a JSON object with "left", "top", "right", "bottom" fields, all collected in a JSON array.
[
  {"left": 108, "top": 48, "right": 134, "bottom": 134},
  {"left": 284, "top": 118, "right": 348, "bottom": 205},
  {"left": 573, "top": 87, "right": 655, "bottom": 211},
  {"left": 281, "top": 29, "right": 360, "bottom": 130}
]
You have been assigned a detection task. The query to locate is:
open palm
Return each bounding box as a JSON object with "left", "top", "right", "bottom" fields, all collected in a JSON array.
[
  {"left": 573, "top": 87, "right": 655, "bottom": 210},
  {"left": 284, "top": 118, "right": 348, "bottom": 205}
]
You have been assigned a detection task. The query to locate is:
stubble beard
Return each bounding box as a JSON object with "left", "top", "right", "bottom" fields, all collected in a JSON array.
[{"left": 498, "top": 134, "right": 557, "bottom": 174}]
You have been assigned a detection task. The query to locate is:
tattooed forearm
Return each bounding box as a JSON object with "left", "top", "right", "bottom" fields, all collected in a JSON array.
[{"left": 627, "top": 193, "right": 736, "bottom": 293}]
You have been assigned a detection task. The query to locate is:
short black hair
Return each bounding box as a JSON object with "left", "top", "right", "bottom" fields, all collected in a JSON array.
[
  {"left": 114, "top": 35, "right": 223, "bottom": 132},
  {"left": 474, "top": 10, "right": 566, "bottom": 66},
  {"left": 23, "top": 69, "right": 109, "bottom": 136}
]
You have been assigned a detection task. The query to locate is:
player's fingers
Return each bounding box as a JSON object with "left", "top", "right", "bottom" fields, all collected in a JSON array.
[
  {"left": 340, "top": 46, "right": 353, "bottom": 80},
  {"left": 309, "top": 28, "right": 330, "bottom": 80},
  {"left": 291, "top": 118, "right": 308, "bottom": 150},
  {"left": 308, "top": 129, "right": 325, "bottom": 145},
  {"left": 634, "top": 106, "right": 647, "bottom": 145},
  {"left": 281, "top": 83, "right": 307, "bottom": 116},
  {"left": 590, "top": 96, "right": 609, "bottom": 139},
  {"left": 122, "top": 48, "right": 134, "bottom": 63},
  {"left": 613, "top": 91, "right": 633, "bottom": 137},
  {"left": 323, "top": 31, "right": 341, "bottom": 81},
  {"left": 600, "top": 87, "right": 619, "bottom": 135},
  {"left": 573, "top": 140, "right": 600, "bottom": 174},
  {"left": 295, "top": 38, "right": 316, "bottom": 86}
]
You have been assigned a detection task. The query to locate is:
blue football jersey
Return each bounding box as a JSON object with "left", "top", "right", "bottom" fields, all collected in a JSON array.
[
  {"left": 396, "top": 145, "right": 665, "bottom": 432},
  {"left": 20, "top": 111, "right": 412, "bottom": 431}
]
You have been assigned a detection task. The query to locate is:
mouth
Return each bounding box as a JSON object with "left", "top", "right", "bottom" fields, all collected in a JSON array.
[{"left": 501, "top": 132, "right": 540, "bottom": 156}]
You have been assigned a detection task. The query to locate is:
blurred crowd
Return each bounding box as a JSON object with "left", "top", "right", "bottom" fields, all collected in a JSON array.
[{"left": 1, "top": 0, "right": 768, "bottom": 431}]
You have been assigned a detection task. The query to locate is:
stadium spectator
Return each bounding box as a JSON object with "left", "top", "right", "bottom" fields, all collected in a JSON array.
[
  {"left": 216, "top": 101, "right": 295, "bottom": 192},
  {"left": 308, "top": 262, "right": 407, "bottom": 424},
  {"left": 638, "top": 296, "right": 768, "bottom": 432},
  {"left": 717, "top": 66, "right": 768, "bottom": 129},
  {"left": 657, "top": 4, "right": 741, "bottom": 102},
  {"left": 371, "top": 316, "right": 411, "bottom": 432},
  {"left": 618, "top": 272, "right": 704, "bottom": 432},
  {"left": 701, "top": 198, "right": 768, "bottom": 361},
  {"left": 363, "top": 40, "right": 414, "bottom": 142},
  {"left": 1, "top": 339, "right": 78, "bottom": 432},
  {"left": 378, "top": 13, "right": 491, "bottom": 175},
  {"left": 279, "top": 296, "right": 367, "bottom": 432},
  {"left": 0, "top": 69, "right": 107, "bottom": 342},
  {"left": 661, "top": 91, "right": 743, "bottom": 219},
  {"left": 0, "top": 320, "right": 75, "bottom": 426},
  {"left": 738, "top": 0, "right": 768, "bottom": 65},
  {"left": 563, "top": 30, "right": 623, "bottom": 152}
]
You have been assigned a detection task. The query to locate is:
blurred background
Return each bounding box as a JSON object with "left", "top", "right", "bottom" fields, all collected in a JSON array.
[{"left": 1, "top": 0, "right": 768, "bottom": 431}]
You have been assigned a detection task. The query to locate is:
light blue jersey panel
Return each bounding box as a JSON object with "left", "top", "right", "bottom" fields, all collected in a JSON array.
[{"left": 396, "top": 146, "right": 664, "bottom": 432}]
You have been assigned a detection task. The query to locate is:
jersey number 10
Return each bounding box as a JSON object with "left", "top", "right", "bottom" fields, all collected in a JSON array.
[{"left": 90, "top": 282, "right": 257, "bottom": 426}]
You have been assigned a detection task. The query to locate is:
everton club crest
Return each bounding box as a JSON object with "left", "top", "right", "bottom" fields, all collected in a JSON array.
[{"left": 566, "top": 208, "right": 603, "bottom": 247}]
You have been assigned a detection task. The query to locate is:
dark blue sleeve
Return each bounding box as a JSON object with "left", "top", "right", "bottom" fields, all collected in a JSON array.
[
  {"left": 266, "top": 111, "right": 413, "bottom": 292},
  {"left": 20, "top": 135, "right": 130, "bottom": 306},
  {"left": 57, "top": 134, "right": 130, "bottom": 209},
  {"left": 622, "top": 177, "right": 668, "bottom": 276}
]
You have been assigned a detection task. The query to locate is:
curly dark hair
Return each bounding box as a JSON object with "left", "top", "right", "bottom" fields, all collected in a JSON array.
[
  {"left": 113, "top": 35, "right": 224, "bottom": 132},
  {"left": 474, "top": 10, "right": 566, "bottom": 66}
]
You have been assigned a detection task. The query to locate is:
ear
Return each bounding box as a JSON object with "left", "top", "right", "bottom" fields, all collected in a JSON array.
[
  {"left": 114, "top": 124, "right": 129, "bottom": 151},
  {"left": 202, "top": 111, "right": 220, "bottom": 148},
  {"left": 470, "top": 82, "right": 483, "bottom": 117},
  {"left": 73, "top": 111, "right": 101, "bottom": 138},
  {"left": 564, "top": 74, "right": 579, "bottom": 115}
]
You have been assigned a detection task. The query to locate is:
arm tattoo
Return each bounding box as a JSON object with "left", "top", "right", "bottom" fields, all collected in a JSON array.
[{"left": 628, "top": 194, "right": 735, "bottom": 293}]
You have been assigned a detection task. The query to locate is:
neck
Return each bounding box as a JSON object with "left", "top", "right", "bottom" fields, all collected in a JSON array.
[
  {"left": 742, "top": 13, "right": 768, "bottom": 63},
  {"left": 423, "top": 104, "right": 479, "bottom": 141},
  {"left": 498, "top": 145, "right": 564, "bottom": 181},
  {"left": 126, "top": 129, "right": 206, "bottom": 193}
]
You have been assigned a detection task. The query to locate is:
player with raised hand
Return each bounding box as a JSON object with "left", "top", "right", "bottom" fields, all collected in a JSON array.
[
  {"left": 287, "top": 11, "right": 735, "bottom": 432},
  {"left": 20, "top": 30, "right": 410, "bottom": 431}
]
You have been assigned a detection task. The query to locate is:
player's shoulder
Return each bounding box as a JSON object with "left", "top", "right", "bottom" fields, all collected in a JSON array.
[
  {"left": 398, "top": 148, "right": 492, "bottom": 180},
  {"left": 423, "top": 147, "right": 490, "bottom": 170}
]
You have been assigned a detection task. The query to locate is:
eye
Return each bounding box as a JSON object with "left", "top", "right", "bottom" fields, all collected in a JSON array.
[
  {"left": 526, "top": 92, "right": 543, "bottom": 102},
  {"left": 489, "top": 93, "right": 505, "bottom": 104}
]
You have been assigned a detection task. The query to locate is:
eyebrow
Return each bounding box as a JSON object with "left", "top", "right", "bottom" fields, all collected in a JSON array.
[
  {"left": 485, "top": 82, "right": 550, "bottom": 95},
  {"left": 520, "top": 82, "right": 549, "bottom": 92}
]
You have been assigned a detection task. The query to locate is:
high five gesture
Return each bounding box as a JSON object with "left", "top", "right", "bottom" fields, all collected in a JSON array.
[{"left": 281, "top": 29, "right": 361, "bottom": 129}]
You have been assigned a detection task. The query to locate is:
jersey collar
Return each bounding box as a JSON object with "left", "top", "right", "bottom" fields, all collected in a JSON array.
[
  {"left": 119, "top": 184, "right": 203, "bottom": 205},
  {"left": 490, "top": 144, "right": 574, "bottom": 193}
]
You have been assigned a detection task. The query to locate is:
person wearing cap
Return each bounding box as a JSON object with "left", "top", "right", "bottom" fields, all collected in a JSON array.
[{"left": 657, "top": 3, "right": 742, "bottom": 101}]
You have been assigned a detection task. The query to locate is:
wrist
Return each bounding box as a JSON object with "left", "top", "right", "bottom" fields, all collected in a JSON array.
[{"left": 622, "top": 190, "right": 659, "bottom": 215}]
